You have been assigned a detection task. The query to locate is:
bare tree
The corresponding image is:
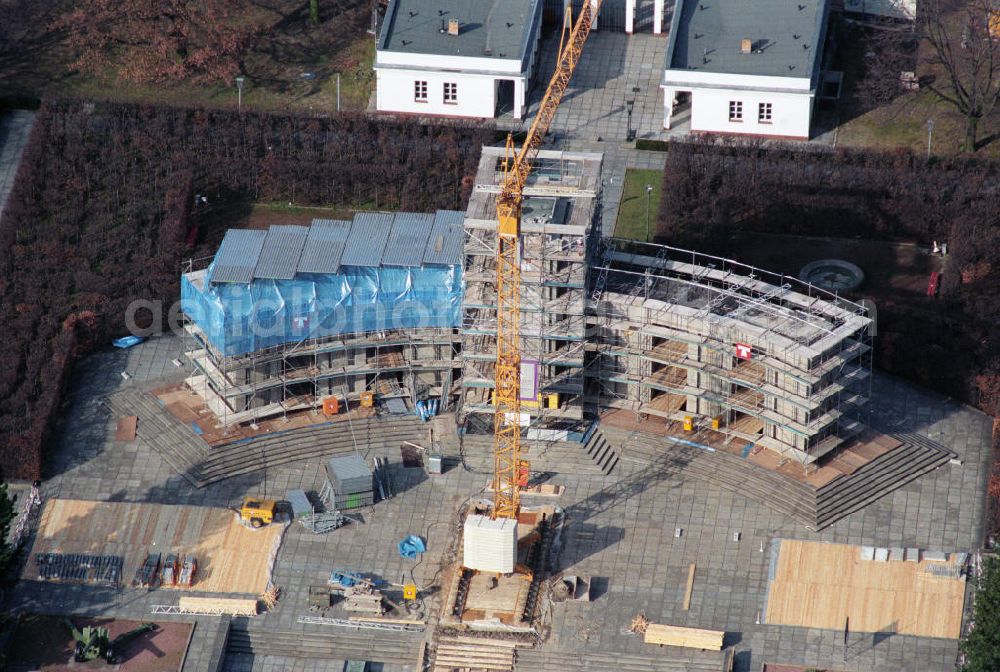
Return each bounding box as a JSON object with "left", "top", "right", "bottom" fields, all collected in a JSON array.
[{"left": 921, "top": 0, "right": 1000, "bottom": 150}]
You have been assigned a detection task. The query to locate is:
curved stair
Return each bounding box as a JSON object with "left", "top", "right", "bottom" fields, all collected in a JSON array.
[
  {"left": 105, "top": 388, "right": 423, "bottom": 488},
  {"left": 225, "top": 626, "right": 420, "bottom": 664},
  {"left": 515, "top": 647, "right": 731, "bottom": 672},
  {"left": 601, "top": 426, "right": 955, "bottom": 530}
]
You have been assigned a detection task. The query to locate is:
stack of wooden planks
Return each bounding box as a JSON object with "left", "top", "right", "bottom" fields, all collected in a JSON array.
[
  {"left": 432, "top": 635, "right": 523, "bottom": 672},
  {"left": 177, "top": 596, "right": 258, "bottom": 616},
  {"left": 643, "top": 624, "right": 725, "bottom": 650}
]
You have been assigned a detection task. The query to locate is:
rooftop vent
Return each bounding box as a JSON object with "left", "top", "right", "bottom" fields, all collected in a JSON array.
[
  {"left": 740, "top": 38, "right": 753, "bottom": 54},
  {"left": 448, "top": 19, "right": 460, "bottom": 36}
]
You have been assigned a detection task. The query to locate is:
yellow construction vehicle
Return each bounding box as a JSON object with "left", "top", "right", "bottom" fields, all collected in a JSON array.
[
  {"left": 240, "top": 497, "right": 276, "bottom": 528},
  {"left": 492, "top": 0, "right": 603, "bottom": 522}
]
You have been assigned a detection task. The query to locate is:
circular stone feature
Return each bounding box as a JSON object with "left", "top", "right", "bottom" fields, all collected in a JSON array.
[{"left": 799, "top": 259, "right": 865, "bottom": 293}]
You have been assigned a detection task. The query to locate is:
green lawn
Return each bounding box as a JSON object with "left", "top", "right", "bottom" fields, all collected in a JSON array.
[{"left": 615, "top": 169, "right": 663, "bottom": 241}]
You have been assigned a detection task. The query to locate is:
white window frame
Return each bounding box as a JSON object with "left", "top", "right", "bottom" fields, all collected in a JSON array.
[
  {"left": 443, "top": 82, "right": 458, "bottom": 104},
  {"left": 758, "top": 102, "right": 772, "bottom": 124},
  {"left": 728, "top": 100, "right": 743, "bottom": 122},
  {"left": 414, "top": 80, "right": 428, "bottom": 102}
]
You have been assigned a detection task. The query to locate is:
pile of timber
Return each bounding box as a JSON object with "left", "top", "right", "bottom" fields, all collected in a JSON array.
[
  {"left": 343, "top": 580, "right": 385, "bottom": 615},
  {"left": 177, "top": 596, "right": 258, "bottom": 617},
  {"left": 432, "top": 634, "right": 523, "bottom": 672},
  {"left": 643, "top": 624, "right": 724, "bottom": 650}
]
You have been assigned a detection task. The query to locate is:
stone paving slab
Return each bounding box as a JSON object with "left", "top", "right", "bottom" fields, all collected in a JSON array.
[{"left": 2, "top": 324, "right": 991, "bottom": 672}]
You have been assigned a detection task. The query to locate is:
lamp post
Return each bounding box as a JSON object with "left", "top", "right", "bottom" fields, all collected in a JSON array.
[
  {"left": 626, "top": 99, "right": 635, "bottom": 142},
  {"left": 645, "top": 184, "right": 653, "bottom": 241},
  {"left": 235, "top": 75, "right": 246, "bottom": 112},
  {"left": 926, "top": 119, "right": 934, "bottom": 159}
]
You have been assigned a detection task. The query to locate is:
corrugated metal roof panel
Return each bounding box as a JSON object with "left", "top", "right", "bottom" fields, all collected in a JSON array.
[
  {"left": 342, "top": 212, "right": 394, "bottom": 266},
  {"left": 297, "top": 219, "right": 352, "bottom": 274},
  {"left": 382, "top": 212, "right": 435, "bottom": 266},
  {"left": 254, "top": 225, "right": 309, "bottom": 280},
  {"left": 423, "top": 210, "right": 465, "bottom": 266},
  {"left": 210, "top": 229, "right": 268, "bottom": 284}
]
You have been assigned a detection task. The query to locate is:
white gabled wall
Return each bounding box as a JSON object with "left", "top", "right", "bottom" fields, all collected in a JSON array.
[
  {"left": 376, "top": 69, "right": 510, "bottom": 119},
  {"left": 689, "top": 87, "right": 813, "bottom": 138}
]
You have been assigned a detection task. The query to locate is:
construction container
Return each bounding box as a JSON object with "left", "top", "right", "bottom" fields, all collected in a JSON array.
[
  {"left": 323, "top": 397, "right": 340, "bottom": 416},
  {"left": 426, "top": 452, "right": 443, "bottom": 475},
  {"left": 463, "top": 514, "right": 517, "bottom": 574},
  {"left": 683, "top": 416, "right": 694, "bottom": 432},
  {"left": 286, "top": 489, "right": 313, "bottom": 519},
  {"left": 325, "top": 455, "right": 373, "bottom": 495},
  {"left": 331, "top": 489, "right": 375, "bottom": 511},
  {"left": 360, "top": 391, "right": 375, "bottom": 408}
]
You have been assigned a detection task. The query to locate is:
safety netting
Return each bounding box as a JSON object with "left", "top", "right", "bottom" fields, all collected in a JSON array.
[{"left": 181, "top": 262, "right": 463, "bottom": 357}]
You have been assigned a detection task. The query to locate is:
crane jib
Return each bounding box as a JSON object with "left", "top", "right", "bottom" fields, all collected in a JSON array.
[{"left": 491, "top": 0, "right": 602, "bottom": 521}]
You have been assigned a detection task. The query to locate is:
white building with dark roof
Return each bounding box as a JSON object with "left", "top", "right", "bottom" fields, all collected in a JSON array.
[
  {"left": 375, "top": 0, "right": 543, "bottom": 120},
  {"left": 662, "top": 0, "right": 830, "bottom": 138}
]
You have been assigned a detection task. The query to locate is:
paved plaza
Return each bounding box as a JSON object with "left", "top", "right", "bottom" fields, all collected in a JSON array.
[
  {"left": 3, "top": 329, "right": 991, "bottom": 671},
  {"left": 0, "top": 110, "right": 36, "bottom": 219}
]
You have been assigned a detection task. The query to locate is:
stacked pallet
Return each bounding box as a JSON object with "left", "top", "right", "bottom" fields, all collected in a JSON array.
[
  {"left": 432, "top": 635, "right": 520, "bottom": 671},
  {"left": 343, "top": 580, "right": 385, "bottom": 615}
]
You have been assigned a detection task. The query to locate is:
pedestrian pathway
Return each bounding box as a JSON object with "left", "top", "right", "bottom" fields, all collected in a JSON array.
[{"left": 0, "top": 109, "right": 36, "bottom": 220}]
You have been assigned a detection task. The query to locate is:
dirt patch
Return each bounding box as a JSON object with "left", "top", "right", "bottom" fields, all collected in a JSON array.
[{"left": 7, "top": 615, "right": 191, "bottom": 672}]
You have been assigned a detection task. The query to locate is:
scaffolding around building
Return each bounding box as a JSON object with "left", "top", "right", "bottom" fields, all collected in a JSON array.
[
  {"left": 586, "top": 239, "right": 874, "bottom": 464},
  {"left": 459, "top": 147, "right": 604, "bottom": 428}
]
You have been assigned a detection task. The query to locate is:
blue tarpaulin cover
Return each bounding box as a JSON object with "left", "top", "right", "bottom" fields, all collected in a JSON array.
[
  {"left": 112, "top": 335, "right": 145, "bottom": 349},
  {"left": 182, "top": 262, "right": 463, "bottom": 357},
  {"left": 397, "top": 535, "right": 426, "bottom": 559}
]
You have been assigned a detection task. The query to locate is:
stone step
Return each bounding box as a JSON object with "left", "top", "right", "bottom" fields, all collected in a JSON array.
[
  {"left": 616, "top": 433, "right": 817, "bottom": 524},
  {"left": 226, "top": 628, "right": 419, "bottom": 663},
  {"left": 516, "top": 647, "right": 730, "bottom": 672},
  {"left": 814, "top": 441, "right": 952, "bottom": 528},
  {"left": 584, "top": 430, "right": 619, "bottom": 475},
  {"left": 460, "top": 436, "right": 609, "bottom": 476}
]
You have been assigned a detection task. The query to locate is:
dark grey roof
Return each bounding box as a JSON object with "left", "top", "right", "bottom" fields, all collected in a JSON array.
[
  {"left": 210, "top": 210, "right": 463, "bottom": 282},
  {"left": 254, "top": 225, "right": 309, "bottom": 280},
  {"left": 666, "top": 0, "right": 828, "bottom": 80},
  {"left": 342, "top": 212, "right": 394, "bottom": 267},
  {"left": 383, "top": 212, "right": 435, "bottom": 266},
  {"left": 298, "top": 219, "right": 352, "bottom": 274},
  {"left": 378, "top": 0, "right": 539, "bottom": 61},
  {"left": 423, "top": 210, "right": 465, "bottom": 265},
  {"left": 211, "top": 229, "right": 267, "bottom": 284}
]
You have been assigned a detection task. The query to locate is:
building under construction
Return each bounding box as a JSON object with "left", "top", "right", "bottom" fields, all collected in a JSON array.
[
  {"left": 459, "top": 147, "right": 603, "bottom": 429},
  {"left": 180, "top": 211, "right": 465, "bottom": 426},
  {"left": 588, "top": 238, "right": 873, "bottom": 463},
  {"left": 180, "top": 147, "right": 872, "bottom": 464}
]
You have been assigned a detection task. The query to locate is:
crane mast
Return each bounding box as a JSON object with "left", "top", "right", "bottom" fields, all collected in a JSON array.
[{"left": 492, "top": 0, "right": 602, "bottom": 520}]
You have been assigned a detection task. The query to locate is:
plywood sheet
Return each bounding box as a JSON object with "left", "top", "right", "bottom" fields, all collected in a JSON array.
[
  {"left": 644, "top": 624, "right": 724, "bottom": 650},
  {"left": 115, "top": 416, "right": 138, "bottom": 442},
  {"left": 25, "top": 499, "right": 284, "bottom": 595},
  {"left": 764, "top": 540, "right": 965, "bottom": 639}
]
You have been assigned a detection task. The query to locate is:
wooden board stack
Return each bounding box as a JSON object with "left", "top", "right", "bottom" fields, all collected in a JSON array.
[{"left": 643, "top": 624, "right": 725, "bottom": 650}]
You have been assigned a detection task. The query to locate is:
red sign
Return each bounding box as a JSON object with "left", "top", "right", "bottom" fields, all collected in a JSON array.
[{"left": 735, "top": 343, "right": 753, "bottom": 360}]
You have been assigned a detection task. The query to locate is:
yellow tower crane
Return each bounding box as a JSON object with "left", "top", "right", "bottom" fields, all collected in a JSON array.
[{"left": 492, "top": 0, "right": 603, "bottom": 521}]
